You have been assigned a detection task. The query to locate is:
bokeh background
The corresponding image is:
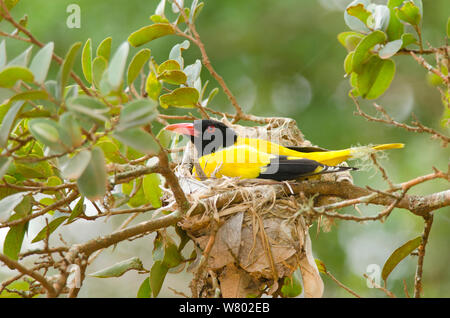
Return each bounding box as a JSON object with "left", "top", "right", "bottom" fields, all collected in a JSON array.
[{"left": 0, "top": 0, "right": 449, "bottom": 297}]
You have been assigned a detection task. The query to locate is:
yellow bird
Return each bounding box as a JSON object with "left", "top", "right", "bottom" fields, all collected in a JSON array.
[{"left": 164, "top": 120, "right": 404, "bottom": 181}]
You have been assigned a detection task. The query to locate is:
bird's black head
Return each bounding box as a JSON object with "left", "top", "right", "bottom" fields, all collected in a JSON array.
[{"left": 164, "top": 119, "right": 237, "bottom": 156}]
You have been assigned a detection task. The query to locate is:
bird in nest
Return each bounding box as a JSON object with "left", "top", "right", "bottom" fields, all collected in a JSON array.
[{"left": 164, "top": 119, "right": 403, "bottom": 181}]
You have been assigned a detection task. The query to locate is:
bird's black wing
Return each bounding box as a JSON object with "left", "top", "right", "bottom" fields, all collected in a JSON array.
[
  {"left": 257, "top": 156, "right": 355, "bottom": 181},
  {"left": 285, "top": 146, "right": 330, "bottom": 153}
]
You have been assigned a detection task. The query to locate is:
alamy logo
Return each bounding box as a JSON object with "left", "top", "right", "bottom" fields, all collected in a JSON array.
[
  {"left": 365, "top": 264, "right": 381, "bottom": 288},
  {"left": 66, "top": 4, "right": 81, "bottom": 29}
]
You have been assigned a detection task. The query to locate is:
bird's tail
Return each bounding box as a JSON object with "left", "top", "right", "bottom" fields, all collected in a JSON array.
[{"left": 300, "top": 143, "right": 404, "bottom": 166}]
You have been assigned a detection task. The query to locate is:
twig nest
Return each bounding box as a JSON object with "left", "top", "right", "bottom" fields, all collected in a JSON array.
[{"left": 171, "top": 117, "right": 351, "bottom": 298}]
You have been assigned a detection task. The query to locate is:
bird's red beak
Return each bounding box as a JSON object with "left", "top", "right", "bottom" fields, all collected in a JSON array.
[{"left": 164, "top": 123, "right": 197, "bottom": 136}]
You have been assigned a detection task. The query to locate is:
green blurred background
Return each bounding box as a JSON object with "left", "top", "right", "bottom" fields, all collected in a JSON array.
[{"left": 0, "top": 0, "right": 449, "bottom": 297}]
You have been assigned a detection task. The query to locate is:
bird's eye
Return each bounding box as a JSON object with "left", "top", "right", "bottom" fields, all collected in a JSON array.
[{"left": 207, "top": 126, "right": 215, "bottom": 133}]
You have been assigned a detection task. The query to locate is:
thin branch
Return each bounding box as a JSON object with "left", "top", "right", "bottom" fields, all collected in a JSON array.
[{"left": 414, "top": 214, "right": 434, "bottom": 298}]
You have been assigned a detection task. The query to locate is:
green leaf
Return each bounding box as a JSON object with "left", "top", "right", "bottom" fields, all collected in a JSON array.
[
  {"left": 29, "top": 42, "right": 54, "bottom": 84},
  {"left": 386, "top": 0, "right": 405, "bottom": 40},
  {"left": 9, "top": 90, "right": 48, "bottom": 103},
  {"left": 145, "top": 71, "right": 162, "bottom": 101},
  {"left": 378, "top": 39, "right": 402, "bottom": 59},
  {"left": 14, "top": 157, "right": 53, "bottom": 179},
  {"left": 0, "top": 40, "right": 6, "bottom": 69},
  {"left": 202, "top": 87, "right": 219, "bottom": 107},
  {"left": 92, "top": 56, "right": 107, "bottom": 88},
  {"left": 344, "top": 51, "right": 355, "bottom": 74},
  {"left": 150, "top": 260, "right": 168, "bottom": 297},
  {"left": 344, "top": 0, "right": 370, "bottom": 33},
  {"left": 0, "top": 193, "right": 25, "bottom": 221},
  {"left": 337, "top": 32, "right": 365, "bottom": 52},
  {"left": 137, "top": 277, "right": 152, "bottom": 298},
  {"left": 0, "top": 280, "right": 32, "bottom": 298},
  {"left": 184, "top": 59, "right": 201, "bottom": 87},
  {"left": 28, "top": 118, "right": 64, "bottom": 152},
  {"left": 159, "top": 87, "right": 199, "bottom": 108},
  {"left": 96, "top": 37, "right": 112, "bottom": 61},
  {"left": 395, "top": 1, "right": 421, "bottom": 26},
  {"left": 106, "top": 42, "right": 129, "bottom": 91},
  {"left": 127, "top": 48, "right": 151, "bottom": 86},
  {"left": 401, "top": 33, "right": 418, "bottom": 48},
  {"left": 157, "top": 60, "right": 181, "bottom": 73},
  {"left": 117, "top": 99, "right": 158, "bottom": 131},
  {"left": 0, "top": 66, "right": 34, "bottom": 88},
  {"left": 315, "top": 259, "right": 327, "bottom": 274},
  {"left": 90, "top": 257, "right": 144, "bottom": 278},
  {"left": 31, "top": 216, "right": 68, "bottom": 243},
  {"left": 128, "top": 23, "right": 175, "bottom": 47},
  {"left": 59, "top": 112, "right": 83, "bottom": 148},
  {"left": 58, "top": 42, "right": 82, "bottom": 98},
  {"left": 122, "top": 179, "right": 147, "bottom": 207},
  {"left": 7, "top": 46, "right": 32, "bottom": 67},
  {"left": 280, "top": 269, "right": 303, "bottom": 298},
  {"left": 3, "top": 221, "right": 27, "bottom": 260},
  {"left": 158, "top": 70, "right": 187, "bottom": 85},
  {"left": 82, "top": 38, "right": 93, "bottom": 84},
  {"left": 66, "top": 95, "right": 110, "bottom": 123},
  {"left": 0, "top": 101, "right": 25, "bottom": 148},
  {"left": 67, "top": 196, "right": 85, "bottom": 223},
  {"left": 143, "top": 173, "right": 162, "bottom": 208},
  {"left": 356, "top": 55, "right": 396, "bottom": 99},
  {"left": 382, "top": 236, "right": 422, "bottom": 283},
  {"left": 0, "top": 157, "right": 12, "bottom": 179},
  {"left": 61, "top": 150, "right": 91, "bottom": 180},
  {"left": 150, "top": 14, "right": 169, "bottom": 24},
  {"left": 169, "top": 40, "right": 190, "bottom": 68},
  {"left": 352, "top": 30, "right": 387, "bottom": 74},
  {"left": 97, "top": 140, "right": 127, "bottom": 164},
  {"left": 113, "top": 128, "right": 159, "bottom": 155},
  {"left": 76, "top": 147, "right": 107, "bottom": 200},
  {"left": 347, "top": 3, "right": 372, "bottom": 25}
]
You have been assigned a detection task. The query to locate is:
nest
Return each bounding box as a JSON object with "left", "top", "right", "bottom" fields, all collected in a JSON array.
[{"left": 169, "top": 117, "right": 353, "bottom": 298}]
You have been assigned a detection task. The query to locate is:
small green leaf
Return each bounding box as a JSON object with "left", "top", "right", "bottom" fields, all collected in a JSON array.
[
  {"left": 59, "top": 112, "right": 83, "bottom": 148},
  {"left": 0, "top": 66, "right": 34, "bottom": 88},
  {"left": 113, "top": 128, "right": 159, "bottom": 155},
  {"left": 58, "top": 42, "right": 82, "bottom": 98},
  {"left": 67, "top": 196, "right": 85, "bottom": 223},
  {"left": 28, "top": 118, "right": 64, "bottom": 152},
  {"left": 82, "top": 38, "right": 93, "bottom": 84},
  {"left": 395, "top": 1, "right": 421, "bottom": 26},
  {"left": 76, "top": 147, "right": 107, "bottom": 200},
  {"left": 337, "top": 32, "right": 365, "bottom": 52},
  {"left": 356, "top": 55, "right": 396, "bottom": 99},
  {"left": 150, "top": 14, "right": 169, "bottom": 24},
  {"left": 378, "top": 39, "right": 402, "bottom": 59},
  {"left": 106, "top": 42, "right": 129, "bottom": 91},
  {"left": 9, "top": 90, "right": 48, "bottom": 103},
  {"left": 29, "top": 42, "right": 54, "bottom": 84},
  {"left": 97, "top": 140, "right": 127, "bottom": 164},
  {"left": 344, "top": 51, "right": 355, "bottom": 74},
  {"left": 31, "top": 216, "right": 68, "bottom": 243},
  {"left": 143, "top": 173, "right": 162, "bottom": 208},
  {"left": 382, "top": 236, "right": 422, "bottom": 283},
  {"left": 281, "top": 269, "right": 303, "bottom": 298},
  {"left": 315, "top": 259, "right": 327, "bottom": 274},
  {"left": 150, "top": 260, "right": 168, "bottom": 297},
  {"left": 128, "top": 23, "right": 175, "bottom": 47},
  {"left": 159, "top": 87, "right": 199, "bottom": 108},
  {"left": 127, "top": 48, "right": 151, "bottom": 86},
  {"left": 96, "top": 37, "right": 112, "bottom": 61},
  {"left": 0, "top": 0, "right": 19, "bottom": 22},
  {"left": 61, "top": 150, "right": 92, "bottom": 180},
  {"left": 157, "top": 60, "right": 181, "bottom": 73},
  {"left": 347, "top": 3, "right": 372, "bottom": 25},
  {"left": 92, "top": 56, "right": 107, "bottom": 88},
  {"left": 202, "top": 87, "right": 219, "bottom": 107},
  {"left": 7, "top": 46, "right": 32, "bottom": 67},
  {"left": 3, "top": 221, "right": 27, "bottom": 260},
  {"left": 66, "top": 96, "right": 110, "bottom": 123},
  {"left": 158, "top": 70, "right": 187, "bottom": 85},
  {"left": 137, "top": 277, "right": 152, "bottom": 298},
  {"left": 117, "top": 99, "right": 158, "bottom": 131},
  {"left": 386, "top": 0, "right": 405, "bottom": 40},
  {"left": 344, "top": 0, "right": 371, "bottom": 33},
  {"left": 401, "top": 33, "right": 418, "bottom": 48},
  {"left": 90, "top": 257, "right": 144, "bottom": 278},
  {"left": 352, "top": 30, "right": 387, "bottom": 74},
  {"left": 14, "top": 157, "right": 53, "bottom": 179},
  {"left": 145, "top": 71, "right": 162, "bottom": 101},
  {"left": 0, "top": 101, "right": 25, "bottom": 148}
]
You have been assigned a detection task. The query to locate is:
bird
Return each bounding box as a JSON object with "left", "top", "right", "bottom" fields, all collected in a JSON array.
[{"left": 164, "top": 119, "right": 404, "bottom": 181}]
